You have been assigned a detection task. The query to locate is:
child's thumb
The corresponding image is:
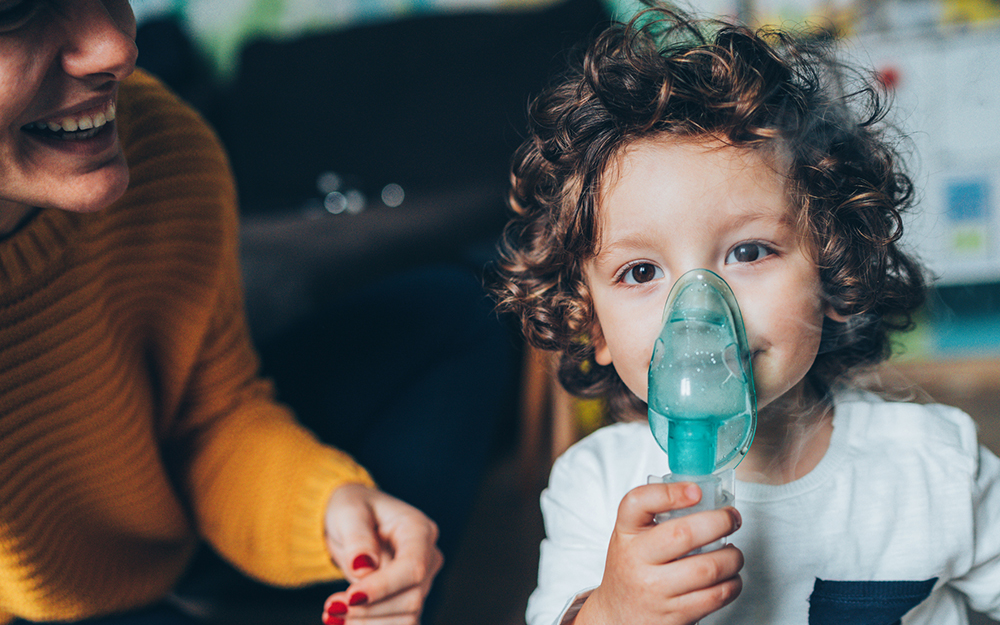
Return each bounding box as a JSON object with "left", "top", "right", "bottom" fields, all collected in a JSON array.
[{"left": 617, "top": 482, "right": 702, "bottom": 531}]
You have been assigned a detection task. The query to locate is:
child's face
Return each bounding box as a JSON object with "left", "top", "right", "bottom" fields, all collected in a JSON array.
[{"left": 584, "top": 137, "right": 833, "bottom": 412}]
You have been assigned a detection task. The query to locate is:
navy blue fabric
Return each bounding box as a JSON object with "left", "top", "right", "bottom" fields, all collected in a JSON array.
[{"left": 808, "top": 578, "right": 938, "bottom": 625}]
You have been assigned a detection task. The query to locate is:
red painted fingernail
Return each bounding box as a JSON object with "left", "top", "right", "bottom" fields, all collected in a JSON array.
[
  {"left": 326, "top": 601, "right": 347, "bottom": 615},
  {"left": 352, "top": 554, "right": 375, "bottom": 570},
  {"left": 321, "top": 615, "right": 344, "bottom": 625},
  {"left": 349, "top": 591, "right": 369, "bottom": 606}
]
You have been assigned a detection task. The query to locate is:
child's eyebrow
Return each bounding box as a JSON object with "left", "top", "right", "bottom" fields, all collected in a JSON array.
[
  {"left": 722, "top": 208, "right": 796, "bottom": 232},
  {"left": 592, "top": 232, "right": 661, "bottom": 263},
  {"left": 589, "top": 199, "right": 799, "bottom": 266},
  {"left": 597, "top": 207, "right": 793, "bottom": 253}
]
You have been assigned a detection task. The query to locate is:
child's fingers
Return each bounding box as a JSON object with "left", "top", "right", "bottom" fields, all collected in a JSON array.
[
  {"left": 615, "top": 482, "right": 703, "bottom": 533},
  {"left": 583, "top": 542, "right": 743, "bottom": 625},
  {"left": 663, "top": 557, "right": 744, "bottom": 620},
  {"left": 658, "top": 544, "right": 745, "bottom": 596},
  {"left": 647, "top": 506, "right": 742, "bottom": 563},
  {"left": 606, "top": 547, "right": 743, "bottom": 625}
]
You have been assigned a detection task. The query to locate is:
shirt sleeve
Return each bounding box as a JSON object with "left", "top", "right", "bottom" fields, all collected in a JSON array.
[
  {"left": 950, "top": 444, "right": 1000, "bottom": 618},
  {"left": 526, "top": 436, "right": 620, "bottom": 625}
]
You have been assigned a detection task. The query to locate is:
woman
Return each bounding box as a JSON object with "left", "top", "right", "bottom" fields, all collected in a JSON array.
[{"left": 0, "top": 2, "right": 442, "bottom": 624}]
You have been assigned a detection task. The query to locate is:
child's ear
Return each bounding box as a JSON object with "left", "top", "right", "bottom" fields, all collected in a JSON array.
[{"left": 592, "top": 325, "right": 613, "bottom": 366}]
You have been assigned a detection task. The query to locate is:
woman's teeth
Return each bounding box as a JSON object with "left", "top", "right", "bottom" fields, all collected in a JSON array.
[{"left": 23, "top": 103, "right": 116, "bottom": 139}]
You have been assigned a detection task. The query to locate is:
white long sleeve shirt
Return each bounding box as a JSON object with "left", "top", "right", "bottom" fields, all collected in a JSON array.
[{"left": 527, "top": 391, "right": 1000, "bottom": 625}]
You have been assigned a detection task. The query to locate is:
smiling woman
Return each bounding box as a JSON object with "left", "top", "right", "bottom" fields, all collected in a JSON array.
[{"left": 0, "top": 2, "right": 443, "bottom": 624}]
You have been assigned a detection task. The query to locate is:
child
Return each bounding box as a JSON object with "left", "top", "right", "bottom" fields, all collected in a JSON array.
[{"left": 492, "top": 4, "right": 1000, "bottom": 625}]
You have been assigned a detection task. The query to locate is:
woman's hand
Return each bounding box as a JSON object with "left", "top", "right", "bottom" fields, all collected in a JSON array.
[
  {"left": 575, "top": 482, "right": 744, "bottom": 625},
  {"left": 321, "top": 483, "right": 444, "bottom": 624}
]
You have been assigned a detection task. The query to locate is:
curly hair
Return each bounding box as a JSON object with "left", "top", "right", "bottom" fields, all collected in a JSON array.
[{"left": 491, "top": 3, "right": 926, "bottom": 416}]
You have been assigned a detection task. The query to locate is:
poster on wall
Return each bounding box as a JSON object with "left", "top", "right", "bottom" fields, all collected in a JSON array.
[{"left": 846, "top": 25, "right": 1000, "bottom": 285}]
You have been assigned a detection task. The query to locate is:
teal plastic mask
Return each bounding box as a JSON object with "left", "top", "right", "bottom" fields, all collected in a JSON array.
[{"left": 648, "top": 269, "right": 757, "bottom": 476}]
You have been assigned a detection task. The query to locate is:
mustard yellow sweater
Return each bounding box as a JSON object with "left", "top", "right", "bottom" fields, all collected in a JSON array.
[{"left": 0, "top": 70, "right": 373, "bottom": 623}]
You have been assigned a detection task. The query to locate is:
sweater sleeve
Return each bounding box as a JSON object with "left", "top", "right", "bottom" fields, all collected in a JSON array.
[
  {"left": 121, "top": 70, "right": 375, "bottom": 586},
  {"left": 178, "top": 281, "right": 376, "bottom": 586}
]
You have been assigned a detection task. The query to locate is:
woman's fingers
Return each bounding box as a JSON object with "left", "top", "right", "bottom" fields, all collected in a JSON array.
[
  {"left": 322, "top": 484, "right": 443, "bottom": 625},
  {"left": 324, "top": 484, "right": 383, "bottom": 583},
  {"left": 322, "top": 579, "right": 432, "bottom": 625}
]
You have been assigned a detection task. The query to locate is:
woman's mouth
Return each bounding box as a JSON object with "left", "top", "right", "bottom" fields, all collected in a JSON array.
[{"left": 22, "top": 102, "right": 116, "bottom": 141}]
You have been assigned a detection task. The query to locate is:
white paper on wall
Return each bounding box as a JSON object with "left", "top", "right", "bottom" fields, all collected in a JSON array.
[{"left": 846, "top": 26, "right": 1000, "bottom": 285}]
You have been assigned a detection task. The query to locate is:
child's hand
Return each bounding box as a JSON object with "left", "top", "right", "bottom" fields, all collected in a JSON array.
[{"left": 575, "top": 482, "right": 744, "bottom": 625}]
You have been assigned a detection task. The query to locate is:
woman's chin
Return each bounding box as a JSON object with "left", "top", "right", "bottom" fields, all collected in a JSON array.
[{"left": 58, "top": 167, "right": 130, "bottom": 214}]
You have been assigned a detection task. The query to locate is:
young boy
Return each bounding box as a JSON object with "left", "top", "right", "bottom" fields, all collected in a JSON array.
[{"left": 492, "top": 5, "right": 1000, "bottom": 624}]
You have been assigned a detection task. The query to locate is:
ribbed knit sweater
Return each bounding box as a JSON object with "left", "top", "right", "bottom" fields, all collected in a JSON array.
[{"left": 0, "top": 70, "right": 374, "bottom": 623}]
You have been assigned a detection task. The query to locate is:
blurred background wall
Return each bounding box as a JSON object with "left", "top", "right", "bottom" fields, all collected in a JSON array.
[{"left": 132, "top": 0, "right": 1000, "bottom": 341}]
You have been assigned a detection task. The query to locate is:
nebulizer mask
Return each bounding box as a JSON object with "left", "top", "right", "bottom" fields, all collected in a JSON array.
[{"left": 647, "top": 269, "right": 756, "bottom": 553}]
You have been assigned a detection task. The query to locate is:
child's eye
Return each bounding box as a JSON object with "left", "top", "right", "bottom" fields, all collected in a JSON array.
[
  {"left": 620, "top": 262, "right": 663, "bottom": 285},
  {"left": 0, "top": 0, "right": 41, "bottom": 31},
  {"left": 725, "top": 242, "right": 773, "bottom": 264}
]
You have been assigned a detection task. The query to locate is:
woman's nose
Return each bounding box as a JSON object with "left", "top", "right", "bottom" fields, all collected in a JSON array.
[{"left": 60, "top": 0, "right": 138, "bottom": 82}]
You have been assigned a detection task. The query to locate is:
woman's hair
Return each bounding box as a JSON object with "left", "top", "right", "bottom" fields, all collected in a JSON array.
[{"left": 491, "top": 2, "right": 927, "bottom": 416}]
